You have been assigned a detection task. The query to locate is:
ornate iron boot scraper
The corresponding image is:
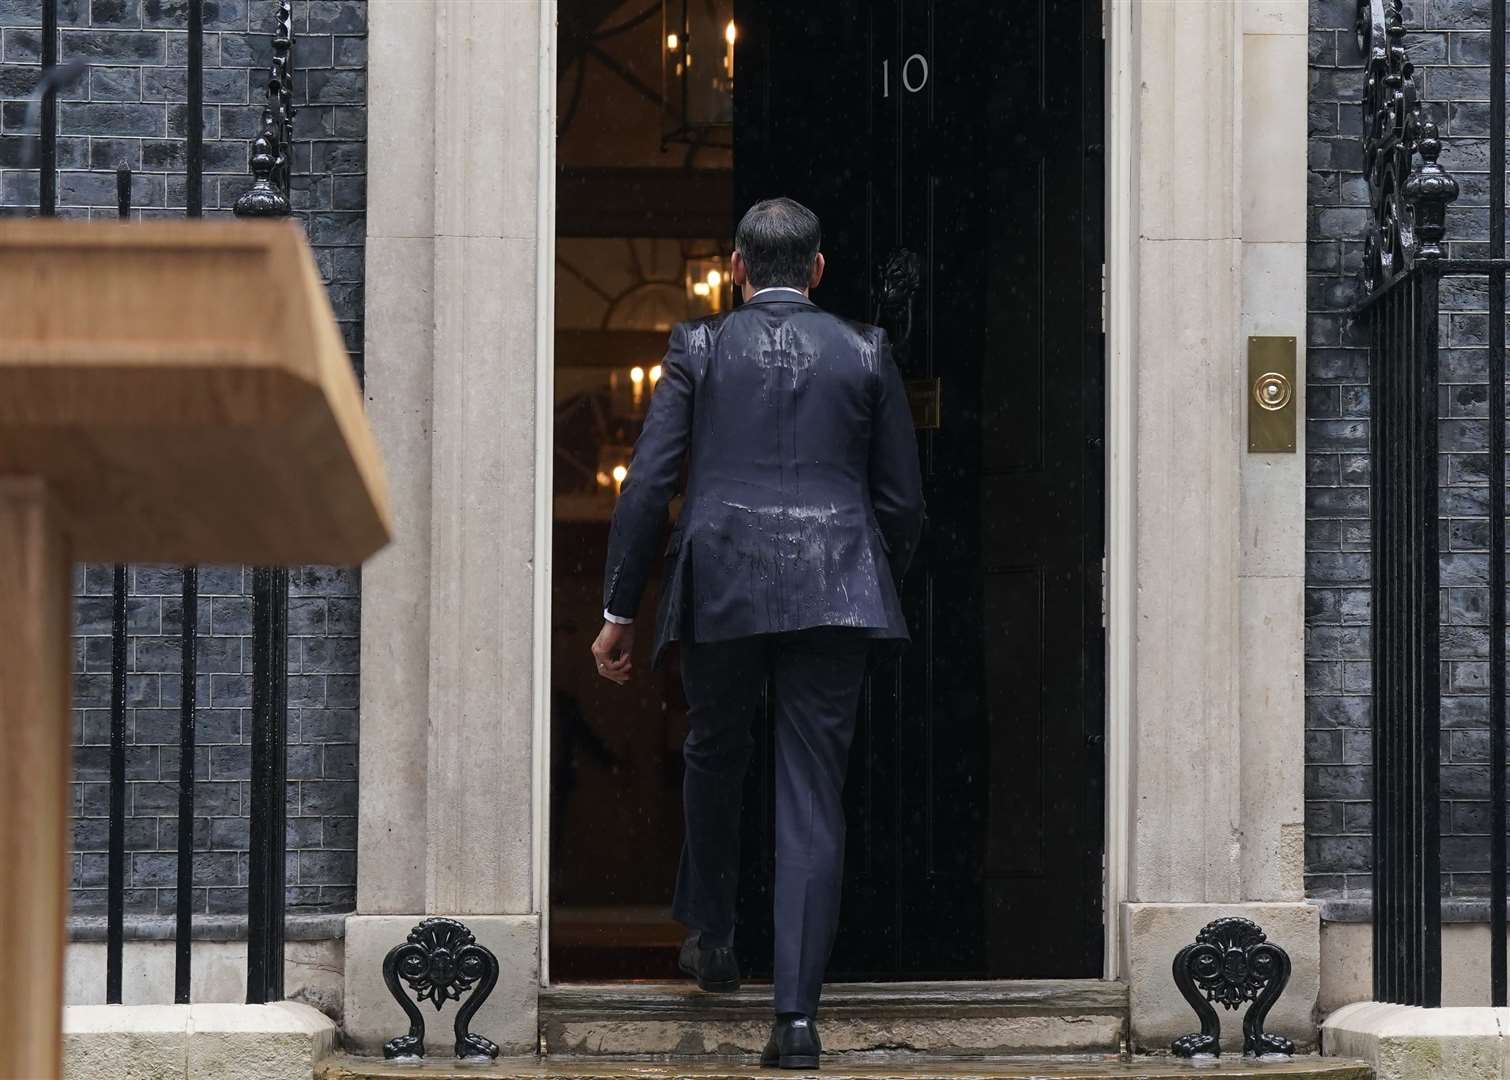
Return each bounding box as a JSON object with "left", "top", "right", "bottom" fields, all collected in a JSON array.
[
  {"left": 1170, "top": 917, "right": 1294, "bottom": 1058},
  {"left": 382, "top": 917, "right": 501, "bottom": 1060}
]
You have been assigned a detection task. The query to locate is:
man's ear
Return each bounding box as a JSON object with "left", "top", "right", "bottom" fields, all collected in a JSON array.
[
  {"left": 730, "top": 250, "right": 749, "bottom": 287},
  {"left": 809, "top": 252, "right": 826, "bottom": 291}
]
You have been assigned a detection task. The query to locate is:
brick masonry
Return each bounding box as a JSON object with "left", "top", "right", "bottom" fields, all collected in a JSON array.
[
  {"left": 0, "top": 0, "right": 367, "bottom": 917},
  {"left": 1309, "top": 0, "right": 1506, "bottom": 900}
]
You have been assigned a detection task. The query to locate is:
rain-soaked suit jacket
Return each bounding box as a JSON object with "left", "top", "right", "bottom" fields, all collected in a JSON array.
[{"left": 602, "top": 290, "right": 926, "bottom": 667}]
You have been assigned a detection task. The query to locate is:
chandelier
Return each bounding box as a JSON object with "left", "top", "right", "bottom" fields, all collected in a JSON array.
[{"left": 661, "top": 0, "right": 735, "bottom": 147}]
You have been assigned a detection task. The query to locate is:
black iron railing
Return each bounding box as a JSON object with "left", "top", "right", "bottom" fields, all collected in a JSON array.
[
  {"left": 29, "top": 0, "right": 296, "bottom": 1007},
  {"left": 247, "top": 567, "right": 291, "bottom": 1002},
  {"left": 1356, "top": 0, "right": 1508, "bottom": 1007}
]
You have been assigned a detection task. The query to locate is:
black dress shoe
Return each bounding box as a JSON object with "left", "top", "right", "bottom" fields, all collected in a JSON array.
[
  {"left": 677, "top": 934, "right": 741, "bottom": 993},
  {"left": 761, "top": 1015, "right": 820, "bottom": 1069}
]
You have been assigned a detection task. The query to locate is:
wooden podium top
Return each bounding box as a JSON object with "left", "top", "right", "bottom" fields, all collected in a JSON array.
[{"left": 0, "top": 219, "right": 390, "bottom": 565}]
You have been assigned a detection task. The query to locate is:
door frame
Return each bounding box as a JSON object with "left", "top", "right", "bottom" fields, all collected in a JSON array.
[
  {"left": 1102, "top": 0, "right": 1134, "bottom": 982},
  {"left": 532, "top": 0, "right": 1137, "bottom": 986},
  {"left": 532, "top": 0, "right": 560, "bottom": 988}
]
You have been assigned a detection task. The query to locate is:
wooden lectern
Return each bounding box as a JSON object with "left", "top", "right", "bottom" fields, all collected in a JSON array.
[{"left": 0, "top": 221, "right": 391, "bottom": 1079}]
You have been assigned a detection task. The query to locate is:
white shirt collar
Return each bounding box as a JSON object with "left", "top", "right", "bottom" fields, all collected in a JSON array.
[{"left": 749, "top": 286, "right": 809, "bottom": 300}]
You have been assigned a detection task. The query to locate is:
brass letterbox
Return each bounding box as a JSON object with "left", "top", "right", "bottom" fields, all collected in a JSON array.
[{"left": 905, "top": 377, "right": 941, "bottom": 430}]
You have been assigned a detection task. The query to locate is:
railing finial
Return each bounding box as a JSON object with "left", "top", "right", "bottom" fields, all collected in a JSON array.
[
  {"left": 234, "top": 0, "right": 295, "bottom": 219},
  {"left": 1358, "top": 0, "right": 1458, "bottom": 288},
  {"left": 1403, "top": 121, "right": 1458, "bottom": 261},
  {"left": 237, "top": 110, "right": 291, "bottom": 218}
]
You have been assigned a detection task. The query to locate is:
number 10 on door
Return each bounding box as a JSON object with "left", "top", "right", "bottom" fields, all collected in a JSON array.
[{"left": 882, "top": 53, "right": 929, "bottom": 96}]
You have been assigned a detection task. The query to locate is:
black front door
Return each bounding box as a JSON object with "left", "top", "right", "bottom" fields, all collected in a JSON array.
[{"left": 733, "top": 0, "right": 1106, "bottom": 979}]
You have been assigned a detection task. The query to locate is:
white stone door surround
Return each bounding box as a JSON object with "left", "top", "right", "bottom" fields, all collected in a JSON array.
[{"left": 348, "top": 0, "right": 1316, "bottom": 1055}]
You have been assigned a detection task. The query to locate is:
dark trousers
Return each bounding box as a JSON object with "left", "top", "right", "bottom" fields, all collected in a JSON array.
[{"left": 671, "top": 627, "right": 870, "bottom": 1017}]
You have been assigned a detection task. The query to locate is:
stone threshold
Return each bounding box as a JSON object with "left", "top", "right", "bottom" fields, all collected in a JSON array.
[
  {"left": 317, "top": 1054, "right": 1371, "bottom": 1080},
  {"left": 538, "top": 980, "right": 1128, "bottom": 1058},
  {"left": 542, "top": 980, "right": 1129, "bottom": 1019}
]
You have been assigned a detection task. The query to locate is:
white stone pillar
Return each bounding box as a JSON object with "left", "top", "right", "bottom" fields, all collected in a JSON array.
[
  {"left": 1236, "top": 0, "right": 1310, "bottom": 909},
  {"left": 346, "top": 0, "right": 550, "bottom": 1056},
  {"left": 424, "top": 0, "right": 542, "bottom": 922},
  {"left": 1128, "top": 0, "right": 1246, "bottom": 911},
  {"left": 354, "top": 0, "right": 435, "bottom": 924},
  {"left": 1119, "top": 0, "right": 1318, "bottom": 1051}
]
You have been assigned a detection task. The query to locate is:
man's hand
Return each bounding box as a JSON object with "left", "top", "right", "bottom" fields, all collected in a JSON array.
[{"left": 592, "top": 621, "right": 635, "bottom": 684}]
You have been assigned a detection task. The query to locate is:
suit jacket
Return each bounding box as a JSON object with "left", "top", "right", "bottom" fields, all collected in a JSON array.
[{"left": 602, "top": 291, "right": 926, "bottom": 666}]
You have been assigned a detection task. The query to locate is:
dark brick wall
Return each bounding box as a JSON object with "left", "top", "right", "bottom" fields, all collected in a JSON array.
[
  {"left": 70, "top": 566, "right": 360, "bottom": 916},
  {"left": 0, "top": 0, "right": 367, "bottom": 917},
  {"left": 1308, "top": 0, "right": 1503, "bottom": 900}
]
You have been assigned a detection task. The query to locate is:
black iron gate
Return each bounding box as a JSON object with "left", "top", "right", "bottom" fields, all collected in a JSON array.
[
  {"left": 1357, "top": 0, "right": 1509, "bottom": 1007},
  {"left": 28, "top": 0, "right": 298, "bottom": 1006}
]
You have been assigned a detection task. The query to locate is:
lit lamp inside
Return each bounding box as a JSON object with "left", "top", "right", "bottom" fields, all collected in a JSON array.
[
  {"left": 597, "top": 446, "right": 634, "bottom": 499},
  {"left": 662, "top": 0, "right": 735, "bottom": 145},
  {"left": 687, "top": 257, "right": 728, "bottom": 316}
]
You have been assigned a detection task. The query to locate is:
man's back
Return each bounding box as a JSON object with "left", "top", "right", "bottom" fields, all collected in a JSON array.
[
  {"left": 591, "top": 197, "right": 926, "bottom": 1059},
  {"left": 602, "top": 290, "right": 924, "bottom": 662}
]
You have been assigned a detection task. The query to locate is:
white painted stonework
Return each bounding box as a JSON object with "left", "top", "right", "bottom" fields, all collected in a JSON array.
[
  {"left": 352, "top": 0, "right": 1320, "bottom": 1054},
  {"left": 64, "top": 940, "right": 344, "bottom": 1019},
  {"left": 350, "top": 0, "right": 552, "bottom": 1054},
  {"left": 1321, "top": 921, "right": 1510, "bottom": 1013},
  {"left": 1116, "top": 0, "right": 1315, "bottom": 1046},
  {"left": 63, "top": 1002, "right": 335, "bottom": 1080}
]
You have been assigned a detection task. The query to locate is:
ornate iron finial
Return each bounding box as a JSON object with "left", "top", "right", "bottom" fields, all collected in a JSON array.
[
  {"left": 235, "top": 111, "right": 291, "bottom": 218},
  {"left": 381, "top": 917, "right": 501, "bottom": 1061},
  {"left": 1356, "top": 0, "right": 1458, "bottom": 289},
  {"left": 1171, "top": 917, "right": 1294, "bottom": 1059},
  {"left": 1403, "top": 122, "right": 1459, "bottom": 260},
  {"left": 234, "top": 0, "right": 295, "bottom": 219}
]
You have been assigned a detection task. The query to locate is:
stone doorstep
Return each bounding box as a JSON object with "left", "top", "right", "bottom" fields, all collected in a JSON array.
[
  {"left": 539, "top": 981, "right": 1129, "bottom": 1058},
  {"left": 63, "top": 1001, "right": 337, "bottom": 1080},
  {"left": 1323, "top": 1001, "right": 1510, "bottom": 1080},
  {"left": 316, "top": 1054, "right": 1373, "bottom": 1080}
]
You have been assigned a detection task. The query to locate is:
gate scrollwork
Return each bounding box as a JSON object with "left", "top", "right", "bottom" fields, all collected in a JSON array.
[{"left": 1356, "top": 0, "right": 1459, "bottom": 292}]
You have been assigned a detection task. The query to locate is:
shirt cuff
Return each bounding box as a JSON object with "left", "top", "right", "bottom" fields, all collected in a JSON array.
[{"left": 603, "top": 609, "right": 634, "bottom": 625}]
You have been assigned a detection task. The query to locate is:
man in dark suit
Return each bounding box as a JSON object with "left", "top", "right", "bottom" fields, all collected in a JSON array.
[{"left": 591, "top": 197, "right": 924, "bottom": 1068}]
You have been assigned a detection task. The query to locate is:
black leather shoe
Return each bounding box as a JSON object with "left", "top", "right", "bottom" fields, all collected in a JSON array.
[
  {"left": 761, "top": 1015, "right": 820, "bottom": 1069},
  {"left": 677, "top": 934, "right": 740, "bottom": 993}
]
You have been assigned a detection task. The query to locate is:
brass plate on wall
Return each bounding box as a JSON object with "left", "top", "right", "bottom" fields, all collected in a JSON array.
[
  {"left": 906, "top": 378, "right": 941, "bottom": 430},
  {"left": 1248, "top": 336, "right": 1297, "bottom": 453}
]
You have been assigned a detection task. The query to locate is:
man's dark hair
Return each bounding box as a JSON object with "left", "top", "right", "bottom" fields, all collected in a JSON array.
[{"left": 735, "top": 197, "right": 821, "bottom": 290}]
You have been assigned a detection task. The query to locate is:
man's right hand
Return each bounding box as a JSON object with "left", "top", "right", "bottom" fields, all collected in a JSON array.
[{"left": 592, "top": 621, "right": 635, "bottom": 685}]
